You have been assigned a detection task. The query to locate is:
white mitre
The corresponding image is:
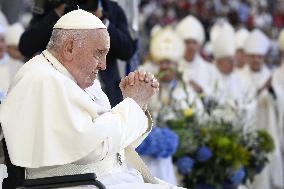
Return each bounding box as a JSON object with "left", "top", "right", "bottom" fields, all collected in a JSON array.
[
  {"left": 244, "top": 29, "right": 270, "bottom": 56},
  {"left": 211, "top": 21, "right": 235, "bottom": 59},
  {"left": 235, "top": 28, "right": 250, "bottom": 50},
  {"left": 176, "top": 15, "right": 205, "bottom": 45},
  {"left": 150, "top": 27, "right": 184, "bottom": 62},
  {"left": 278, "top": 28, "right": 284, "bottom": 51},
  {"left": 54, "top": 9, "right": 106, "bottom": 29},
  {"left": 210, "top": 19, "right": 233, "bottom": 42},
  {"left": 5, "top": 23, "right": 24, "bottom": 46}
]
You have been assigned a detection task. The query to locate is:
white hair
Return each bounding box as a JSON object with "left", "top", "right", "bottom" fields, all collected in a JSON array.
[{"left": 47, "top": 29, "right": 91, "bottom": 51}]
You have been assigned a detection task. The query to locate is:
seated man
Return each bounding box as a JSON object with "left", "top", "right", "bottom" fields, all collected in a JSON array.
[{"left": 0, "top": 9, "right": 184, "bottom": 189}]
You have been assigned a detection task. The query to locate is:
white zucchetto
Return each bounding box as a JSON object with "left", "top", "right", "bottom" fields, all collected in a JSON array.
[
  {"left": 244, "top": 29, "right": 270, "bottom": 56},
  {"left": 53, "top": 9, "right": 106, "bottom": 30}
]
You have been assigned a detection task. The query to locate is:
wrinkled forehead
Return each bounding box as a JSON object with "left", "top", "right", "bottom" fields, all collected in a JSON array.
[{"left": 91, "top": 29, "right": 110, "bottom": 49}]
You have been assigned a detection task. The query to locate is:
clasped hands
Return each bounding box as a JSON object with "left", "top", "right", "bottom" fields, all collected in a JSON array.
[{"left": 119, "top": 70, "right": 159, "bottom": 111}]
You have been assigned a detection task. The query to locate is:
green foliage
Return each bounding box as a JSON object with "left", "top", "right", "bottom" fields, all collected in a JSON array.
[{"left": 168, "top": 107, "right": 275, "bottom": 189}]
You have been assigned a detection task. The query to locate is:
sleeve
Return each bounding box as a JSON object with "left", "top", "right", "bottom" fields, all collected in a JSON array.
[
  {"left": 18, "top": 11, "right": 60, "bottom": 58},
  {"left": 107, "top": 4, "right": 135, "bottom": 60},
  {"left": 0, "top": 71, "right": 149, "bottom": 168}
]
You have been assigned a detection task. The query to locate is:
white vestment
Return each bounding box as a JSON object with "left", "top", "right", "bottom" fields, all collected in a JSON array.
[
  {"left": 243, "top": 66, "right": 284, "bottom": 189},
  {"left": 272, "top": 63, "right": 284, "bottom": 153},
  {"left": 179, "top": 55, "right": 215, "bottom": 96},
  {"left": 210, "top": 66, "right": 244, "bottom": 106},
  {"left": 234, "top": 65, "right": 250, "bottom": 90},
  {"left": 0, "top": 50, "right": 185, "bottom": 189},
  {"left": 0, "top": 54, "right": 22, "bottom": 98}
]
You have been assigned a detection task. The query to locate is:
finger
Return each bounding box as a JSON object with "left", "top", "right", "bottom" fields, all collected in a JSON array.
[
  {"left": 128, "top": 72, "right": 135, "bottom": 86},
  {"left": 145, "top": 72, "right": 154, "bottom": 83},
  {"left": 119, "top": 78, "right": 127, "bottom": 90},
  {"left": 138, "top": 70, "right": 146, "bottom": 81},
  {"left": 153, "top": 87, "right": 159, "bottom": 94},
  {"left": 151, "top": 78, "right": 159, "bottom": 88}
]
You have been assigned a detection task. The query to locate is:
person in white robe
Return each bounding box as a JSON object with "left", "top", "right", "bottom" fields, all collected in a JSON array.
[
  {"left": 138, "top": 27, "right": 184, "bottom": 185},
  {"left": 243, "top": 29, "right": 284, "bottom": 189},
  {"left": 4, "top": 22, "right": 24, "bottom": 61},
  {"left": 0, "top": 9, "right": 185, "bottom": 189},
  {"left": 272, "top": 28, "right": 284, "bottom": 169},
  {"left": 0, "top": 25, "right": 22, "bottom": 100},
  {"left": 234, "top": 28, "right": 250, "bottom": 88},
  {"left": 175, "top": 15, "right": 214, "bottom": 96},
  {"left": 210, "top": 20, "right": 244, "bottom": 106}
]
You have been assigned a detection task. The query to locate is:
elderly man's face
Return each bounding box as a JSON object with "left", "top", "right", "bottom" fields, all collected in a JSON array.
[
  {"left": 235, "top": 49, "right": 247, "bottom": 68},
  {"left": 184, "top": 39, "right": 199, "bottom": 62},
  {"left": 158, "top": 59, "right": 177, "bottom": 82},
  {"left": 247, "top": 54, "right": 264, "bottom": 72},
  {"left": 73, "top": 29, "right": 110, "bottom": 89},
  {"left": 216, "top": 56, "right": 234, "bottom": 75}
]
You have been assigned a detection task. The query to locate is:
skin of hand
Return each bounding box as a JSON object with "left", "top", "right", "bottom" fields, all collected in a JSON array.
[{"left": 119, "top": 70, "right": 159, "bottom": 110}]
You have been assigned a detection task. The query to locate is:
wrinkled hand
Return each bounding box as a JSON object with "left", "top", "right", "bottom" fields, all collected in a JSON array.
[{"left": 119, "top": 70, "right": 159, "bottom": 110}]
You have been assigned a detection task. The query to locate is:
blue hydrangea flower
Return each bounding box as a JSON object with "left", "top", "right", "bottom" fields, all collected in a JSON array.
[
  {"left": 153, "top": 127, "right": 178, "bottom": 158},
  {"left": 196, "top": 146, "right": 212, "bottom": 162},
  {"left": 136, "top": 127, "right": 159, "bottom": 156},
  {"left": 176, "top": 156, "right": 195, "bottom": 175},
  {"left": 136, "top": 127, "right": 178, "bottom": 158},
  {"left": 229, "top": 166, "right": 245, "bottom": 185}
]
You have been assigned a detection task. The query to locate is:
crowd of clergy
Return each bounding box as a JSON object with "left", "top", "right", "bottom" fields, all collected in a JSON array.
[
  {"left": 0, "top": 1, "right": 284, "bottom": 189},
  {"left": 139, "top": 15, "right": 284, "bottom": 189}
]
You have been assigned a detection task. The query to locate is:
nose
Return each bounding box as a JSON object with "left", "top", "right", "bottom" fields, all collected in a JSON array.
[{"left": 98, "top": 58, "right": 107, "bottom": 70}]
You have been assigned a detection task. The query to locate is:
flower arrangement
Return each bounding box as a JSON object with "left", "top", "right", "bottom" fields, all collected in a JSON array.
[{"left": 167, "top": 103, "right": 275, "bottom": 189}]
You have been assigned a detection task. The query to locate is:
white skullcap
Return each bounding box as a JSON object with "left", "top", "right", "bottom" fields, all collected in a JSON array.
[
  {"left": 244, "top": 29, "right": 270, "bottom": 55},
  {"left": 235, "top": 28, "right": 250, "bottom": 50},
  {"left": 54, "top": 9, "right": 106, "bottom": 29},
  {"left": 176, "top": 15, "right": 205, "bottom": 45},
  {"left": 278, "top": 28, "right": 284, "bottom": 51},
  {"left": 212, "top": 22, "right": 235, "bottom": 59},
  {"left": 5, "top": 23, "right": 24, "bottom": 46},
  {"left": 150, "top": 28, "right": 184, "bottom": 62}
]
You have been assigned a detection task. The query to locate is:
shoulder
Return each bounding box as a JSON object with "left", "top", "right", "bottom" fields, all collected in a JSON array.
[{"left": 13, "top": 55, "right": 69, "bottom": 88}]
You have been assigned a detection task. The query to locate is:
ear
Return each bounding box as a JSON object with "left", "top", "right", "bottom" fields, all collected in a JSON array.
[{"left": 62, "top": 39, "right": 74, "bottom": 61}]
